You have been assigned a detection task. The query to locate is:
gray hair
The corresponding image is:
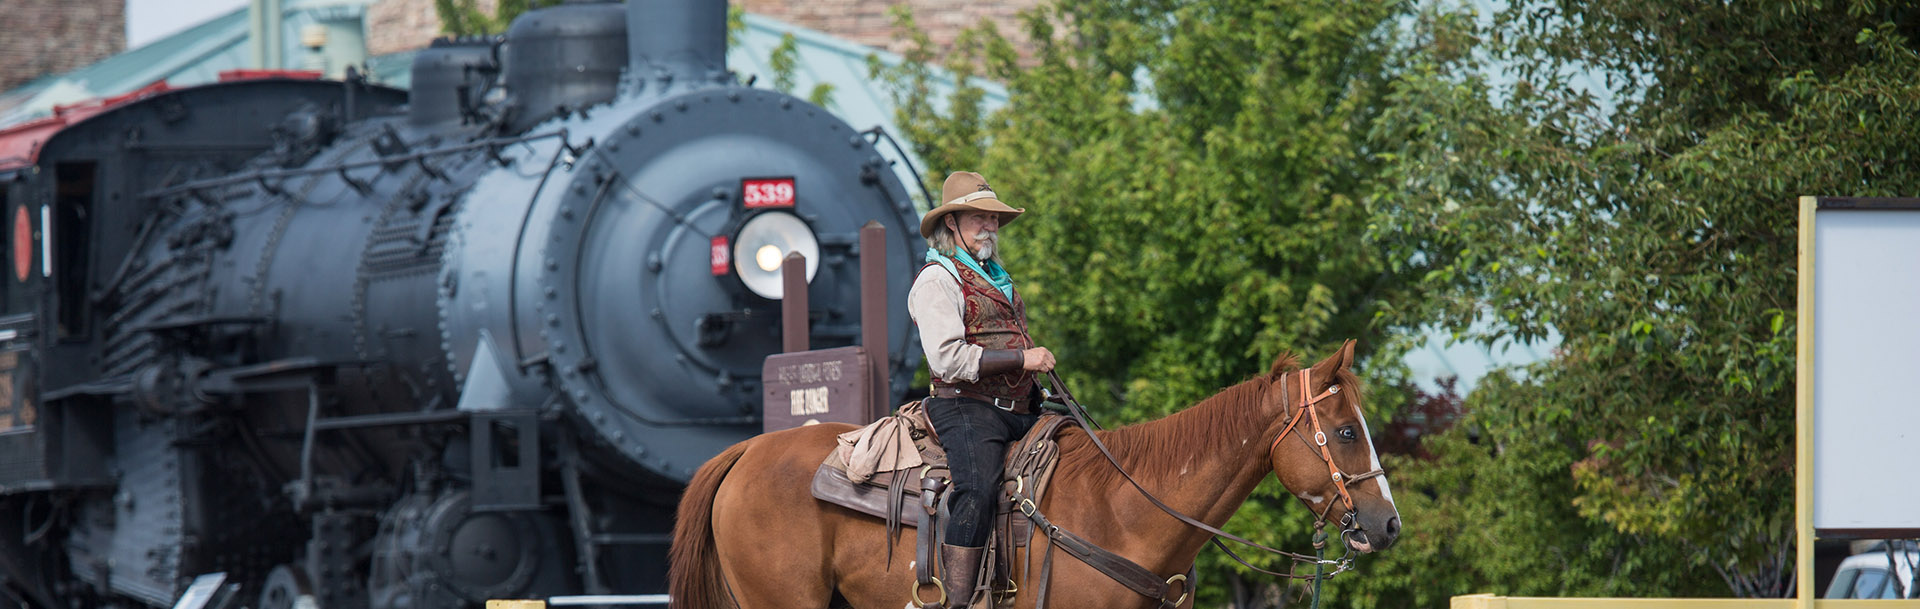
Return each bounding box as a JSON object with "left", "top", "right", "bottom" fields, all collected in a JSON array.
[{"left": 926, "top": 215, "right": 1004, "bottom": 264}]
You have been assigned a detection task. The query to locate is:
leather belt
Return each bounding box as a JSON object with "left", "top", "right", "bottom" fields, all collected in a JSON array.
[{"left": 930, "top": 386, "right": 1032, "bottom": 415}]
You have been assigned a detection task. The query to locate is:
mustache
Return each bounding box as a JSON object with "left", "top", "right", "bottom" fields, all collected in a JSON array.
[{"left": 972, "top": 232, "right": 998, "bottom": 258}]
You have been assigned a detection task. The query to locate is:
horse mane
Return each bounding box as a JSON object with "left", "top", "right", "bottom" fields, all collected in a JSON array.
[{"left": 1056, "top": 353, "right": 1311, "bottom": 489}]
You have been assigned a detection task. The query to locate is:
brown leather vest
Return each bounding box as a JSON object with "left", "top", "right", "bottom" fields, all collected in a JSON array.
[{"left": 927, "top": 261, "right": 1036, "bottom": 402}]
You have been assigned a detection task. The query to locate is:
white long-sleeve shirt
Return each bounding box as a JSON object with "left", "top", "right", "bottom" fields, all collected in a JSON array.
[{"left": 908, "top": 265, "right": 983, "bottom": 382}]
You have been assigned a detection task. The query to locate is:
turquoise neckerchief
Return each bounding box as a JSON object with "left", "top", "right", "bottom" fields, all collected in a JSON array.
[{"left": 926, "top": 248, "right": 1015, "bottom": 302}]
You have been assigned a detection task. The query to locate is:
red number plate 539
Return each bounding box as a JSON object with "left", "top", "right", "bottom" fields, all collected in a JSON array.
[{"left": 742, "top": 177, "right": 796, "bottom": 209}]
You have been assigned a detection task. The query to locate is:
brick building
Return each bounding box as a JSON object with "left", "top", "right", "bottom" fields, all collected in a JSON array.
[
  {"left": 365, "top": 0, "right": 1040, "bottom": 58},
  {"left": 0, "top": 0, "right": 127, "bottom": 93}
]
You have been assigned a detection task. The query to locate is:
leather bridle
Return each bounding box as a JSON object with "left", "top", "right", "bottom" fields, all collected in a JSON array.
[{"left": 1270, "top": 368, "right": 1388, "bottom": 529}]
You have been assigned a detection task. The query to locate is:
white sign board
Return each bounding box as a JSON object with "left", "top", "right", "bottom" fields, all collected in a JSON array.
[{"left": 1809, "top": 198, "right": 1920, "bottom": 536}]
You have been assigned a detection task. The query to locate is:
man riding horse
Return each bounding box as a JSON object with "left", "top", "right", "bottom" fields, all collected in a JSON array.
[{"left": 910, "top": 171, "right": 1057, "bottom": 608}]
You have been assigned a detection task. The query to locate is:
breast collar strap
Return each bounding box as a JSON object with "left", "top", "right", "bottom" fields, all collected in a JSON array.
[{"left": 1270, "top": 368, "right": 1385, "bottom": 525}]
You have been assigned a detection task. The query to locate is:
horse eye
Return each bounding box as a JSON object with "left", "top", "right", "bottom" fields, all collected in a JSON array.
[{"left": 1338, "top": 427, "right": 1357, "bottom": 442}]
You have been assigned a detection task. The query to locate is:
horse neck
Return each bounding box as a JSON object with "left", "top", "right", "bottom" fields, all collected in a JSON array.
[{"left": 1056, "top": 377, "right": 1281, "bottom": 553}]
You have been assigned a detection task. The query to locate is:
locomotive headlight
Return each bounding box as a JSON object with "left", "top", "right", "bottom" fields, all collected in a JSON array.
[
  {"left": 755, "top": 244, "right": 784, "bottom": 272},
  {"left": 732, "top": 211, "right": 819, "bottom": 299}
]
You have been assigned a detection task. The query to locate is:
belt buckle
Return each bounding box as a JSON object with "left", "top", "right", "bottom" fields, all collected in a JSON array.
[{"left": 993, "top": 397, "right": 1015, "bottom": 411}]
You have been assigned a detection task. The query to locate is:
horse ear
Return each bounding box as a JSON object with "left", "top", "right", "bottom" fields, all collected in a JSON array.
[{"left": 1308, "top": 339, "right": 1357, "bottom": 386}]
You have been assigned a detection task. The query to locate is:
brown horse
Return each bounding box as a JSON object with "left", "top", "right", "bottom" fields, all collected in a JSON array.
[{"left": 668, "top": 339, "right": 1400, "bottom": 608}]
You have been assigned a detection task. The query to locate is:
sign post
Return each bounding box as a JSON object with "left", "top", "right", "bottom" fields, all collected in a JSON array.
[
  {"left": 1797, "top": 196, "right": 1920, "bottom": 605},
  {"left": 1795, "top": 198, "right": 1814, "bottom": 609},
  {"left": 763, "top": 221, "right": 895, "bottom": 433}
]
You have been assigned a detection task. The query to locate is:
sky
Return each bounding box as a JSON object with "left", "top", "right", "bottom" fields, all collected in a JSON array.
[{"left": 126, "top": 0, "right": 250, "bottom": 48}]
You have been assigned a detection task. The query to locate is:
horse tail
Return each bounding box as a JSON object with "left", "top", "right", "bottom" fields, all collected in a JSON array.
[{"left": 669, "top": 438, "right": 752, "bottom": 609}]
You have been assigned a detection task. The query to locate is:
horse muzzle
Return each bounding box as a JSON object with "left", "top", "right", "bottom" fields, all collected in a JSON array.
[{"left": 1343, "top": 512, "right": 1400, "bottom": 553}]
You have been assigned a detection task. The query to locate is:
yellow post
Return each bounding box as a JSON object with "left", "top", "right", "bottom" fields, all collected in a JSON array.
[
  {"left": 1795, "top": 196, "right": 1816, "bottom": 609},
  {"left": 1452, "top": 594, "right": 1503, "bottom": 609}
]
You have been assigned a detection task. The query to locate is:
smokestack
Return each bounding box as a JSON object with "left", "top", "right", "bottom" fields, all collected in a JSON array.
[{"left": 626, "top": 0, "right": 730, "bottom": 93}]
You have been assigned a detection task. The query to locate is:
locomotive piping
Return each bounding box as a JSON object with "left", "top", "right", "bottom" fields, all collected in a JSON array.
[
  {"left": 862, "top": 126, "right": 937, "bottom": 212},
  {"left": 138, "top": 129, "right": 575, "bottom": 201}
]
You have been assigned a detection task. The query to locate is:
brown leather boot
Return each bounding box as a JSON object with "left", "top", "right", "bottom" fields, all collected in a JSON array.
[{"left": 939, "top": 544, "right": 985, "bottom": 608}]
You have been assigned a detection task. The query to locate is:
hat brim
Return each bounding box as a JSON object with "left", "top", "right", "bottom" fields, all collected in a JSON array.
[{"left": 919, "top": 198, "right": 1025, "bottom": 239}]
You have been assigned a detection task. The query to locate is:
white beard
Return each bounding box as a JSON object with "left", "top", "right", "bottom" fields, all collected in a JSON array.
[{"left": 972, "top": 232, "right": 998, "bottom": 260}]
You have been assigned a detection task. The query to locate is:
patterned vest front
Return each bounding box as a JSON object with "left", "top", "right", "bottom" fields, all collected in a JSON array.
[{"left": 927, "top": 261, "right": 1036, "bottom": 402}]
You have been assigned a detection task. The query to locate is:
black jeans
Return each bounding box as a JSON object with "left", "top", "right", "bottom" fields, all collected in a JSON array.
[{"left": 924, "top": 396, "right": 1040, "bottom": 548}]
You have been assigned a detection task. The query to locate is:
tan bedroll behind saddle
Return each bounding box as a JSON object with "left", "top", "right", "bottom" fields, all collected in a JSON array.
[{"left": 811, "top": 401, "right": 1079, "bottom": 607}]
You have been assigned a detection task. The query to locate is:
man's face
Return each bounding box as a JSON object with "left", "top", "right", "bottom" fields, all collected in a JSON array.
[{"left": 948, "top": 211, "right": 1002, "bottom": 259}]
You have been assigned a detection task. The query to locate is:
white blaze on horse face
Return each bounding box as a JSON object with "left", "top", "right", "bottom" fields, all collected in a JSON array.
[{"left": 1353, "top": 399, "right": 1396, "bottom": 507}]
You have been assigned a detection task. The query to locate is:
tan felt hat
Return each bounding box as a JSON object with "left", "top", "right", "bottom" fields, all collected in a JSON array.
[{"left": 920, "top": 171, "right": 1025, "bottom": 239}]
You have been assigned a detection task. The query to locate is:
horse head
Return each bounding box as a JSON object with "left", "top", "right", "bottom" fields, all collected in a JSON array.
[{"left": 1265, "top": 339, "right": 1400, "bottom": 553}]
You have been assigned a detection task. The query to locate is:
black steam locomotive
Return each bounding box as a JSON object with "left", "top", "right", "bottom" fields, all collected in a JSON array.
[{"left": 0, "top": 0, "right": 925, "bottom": 606}]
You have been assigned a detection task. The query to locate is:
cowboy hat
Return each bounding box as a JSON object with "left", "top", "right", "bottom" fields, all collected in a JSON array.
[{"left": 919, "top": 171, "right": 1025, "bottom": 239}]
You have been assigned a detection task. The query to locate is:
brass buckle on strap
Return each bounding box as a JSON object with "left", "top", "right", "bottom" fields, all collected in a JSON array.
[
  {"left": 1160, "top": 573, "right": 1190, "bottom": 607},
  {"left": 910, "top": 578, "right": 948, "bottom": 608},
  {"left": 994, "top": 579, "right": 1020, "bottom": 604}
]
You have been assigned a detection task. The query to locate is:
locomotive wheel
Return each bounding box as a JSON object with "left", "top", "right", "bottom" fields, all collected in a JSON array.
[
  {"left": 258, "top": 565, "right": 317, "bottom": 609},
  {"left": 421, "top": 492, "right": 543, "bottom": 601}
]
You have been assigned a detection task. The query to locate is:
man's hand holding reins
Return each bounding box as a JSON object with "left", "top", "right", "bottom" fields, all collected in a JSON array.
[{"left": 1023, "top": 347, "right": 1056, "bottom": 372}]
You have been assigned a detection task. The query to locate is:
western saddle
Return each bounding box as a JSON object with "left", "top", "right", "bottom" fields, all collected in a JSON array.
[{"left": 810, "top": 401, "right": 1076, "bottom": 608}]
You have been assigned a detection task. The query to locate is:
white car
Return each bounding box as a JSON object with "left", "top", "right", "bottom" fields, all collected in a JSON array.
[{"left": 1826, "top": 544, "right": 1919, "bottom": 599}]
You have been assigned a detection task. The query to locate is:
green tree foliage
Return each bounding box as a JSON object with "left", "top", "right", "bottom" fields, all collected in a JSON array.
[
  {"left": 433, "top": 0, "right": 530, "bottom": 36},
  {"left": 1364, "top": 1, "right": 1920, "bottom": 600},
  {"left": 768, "top": 33, "right": 837, "bottom": 108}
]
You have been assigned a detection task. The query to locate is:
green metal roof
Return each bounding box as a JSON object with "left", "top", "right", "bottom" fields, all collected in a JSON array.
[
  {"left": 731, "top": 14, "right": 1007, "bottom": 152},
  {"left": 0, "top": 0, "right": 376, "bottom": 126}
]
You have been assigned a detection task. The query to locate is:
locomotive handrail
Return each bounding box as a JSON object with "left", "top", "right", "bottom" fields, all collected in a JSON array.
[
  {"left": 137, "top": 129, "right": 575, "bottom": 201},
  {"left": 862, "top": 126, "right": 936, "bottom": 212}
]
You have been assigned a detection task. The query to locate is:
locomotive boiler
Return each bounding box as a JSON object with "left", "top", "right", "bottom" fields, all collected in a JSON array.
[{"left": 0, "top": 0, "right": 925, "bottom": 606}]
